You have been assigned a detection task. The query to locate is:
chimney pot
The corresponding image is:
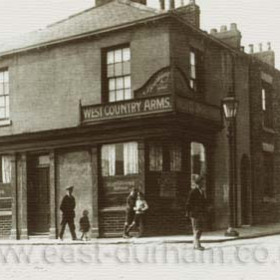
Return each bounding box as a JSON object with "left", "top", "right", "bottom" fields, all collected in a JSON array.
[
  {"left": 210, "top": 28, "right": 217, "bottom": 35},
  {"left": 259, "top": 43, "right": 263, "bottom": 52},
  {"left": 230, "top": 23, "right": 237, "bottom": 31},
  {"left": 220, "top": 25, "right": 227, "bottom": 32},
  {"left": 189, "top": 0, "right": 195, "bottom": 4},
  {"left": 267, "top": 42, "right": 271, "bottom": 51},
  {"left": 240, "top": 46, "right": 245, "bottom": 52},
  {"left": 249, "top": 44, "right": 254, "bottom": 54}
]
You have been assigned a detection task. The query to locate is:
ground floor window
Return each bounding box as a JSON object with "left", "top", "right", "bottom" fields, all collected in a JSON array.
[
  {"left": 101, "top": 142, "right": 138, "bottom": 176},
  {"left": 149, "top": 141, "right": 182, "bottom": 172},
  {"left": 191, "top": 142, "right": 206, "bottom": 184},
  {"left": 0, "top": 155, "right": 12, "bottom": 210}
]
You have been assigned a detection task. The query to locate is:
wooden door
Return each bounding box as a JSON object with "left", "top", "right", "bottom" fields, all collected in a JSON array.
[{"left": 28, "top": 167, "right": 50, "bottom": 234}]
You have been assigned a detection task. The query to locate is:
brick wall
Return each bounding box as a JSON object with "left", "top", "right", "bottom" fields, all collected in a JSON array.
[{"left": 0, "top": 215, "right": 12, "bottom": 238}]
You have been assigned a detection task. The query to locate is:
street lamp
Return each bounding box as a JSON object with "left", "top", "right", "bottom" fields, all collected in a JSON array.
[{"left": 222, "top": 96, "right": 239, "bottom": 237}]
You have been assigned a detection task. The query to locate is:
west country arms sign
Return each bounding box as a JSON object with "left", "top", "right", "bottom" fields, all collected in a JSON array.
[{"left": 81, "top": 95, "right": 173, "bottom": 122}]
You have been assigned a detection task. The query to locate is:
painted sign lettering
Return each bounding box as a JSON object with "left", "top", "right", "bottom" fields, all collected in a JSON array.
[{"left": 82, "top": 95, "right": 172, "bottom": 122}]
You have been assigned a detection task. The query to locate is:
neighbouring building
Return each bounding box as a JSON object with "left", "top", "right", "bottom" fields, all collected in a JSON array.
[{"left": 0, "top": 0, "right": 279, "bottom": 239}]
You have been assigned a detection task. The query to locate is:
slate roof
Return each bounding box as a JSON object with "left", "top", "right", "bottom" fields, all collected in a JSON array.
[{"left": 0, "top": 0, "right": 162, "bottom": 56}]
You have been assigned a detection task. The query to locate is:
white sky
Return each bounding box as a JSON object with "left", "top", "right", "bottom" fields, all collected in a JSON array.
[{"left": 0, "top": 0, "right": 279, "bottom": 68}]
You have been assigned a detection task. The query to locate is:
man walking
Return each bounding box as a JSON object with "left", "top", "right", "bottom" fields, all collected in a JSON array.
[
  {"left": 186, "top": 174, "right": 208, "bottom": 250},
  {"left": 123, "top": 187, "right": 138, "bottom": 238},
  {"left": 59, "top": 185, "right": 77, "bottom": 240}
]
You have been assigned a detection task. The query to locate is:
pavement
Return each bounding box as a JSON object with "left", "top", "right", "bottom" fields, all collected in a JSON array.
[{"left": 1, "top": 222, "right": 280, "bottom": 245}]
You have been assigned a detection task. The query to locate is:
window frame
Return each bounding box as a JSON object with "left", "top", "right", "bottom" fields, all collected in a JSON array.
[
  {"left": 101, "top": 141, "right": 138, "bottom": 177},
  {"left": 0, "top": 69, "right": 10, "bottom": 121},
  {"left": 102, "top": 44, "right": 132, "bottom": 103},
  {"left": 261, "top": 82, "right": 273, "bottom": 128},
  {"left": 189, "top": 48, "right": 204, "bottom": 95}
]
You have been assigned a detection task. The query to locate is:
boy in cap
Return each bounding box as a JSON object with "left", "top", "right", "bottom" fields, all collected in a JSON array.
[{"left": 59, "top": 185, "right": 77, "bottom": 240}]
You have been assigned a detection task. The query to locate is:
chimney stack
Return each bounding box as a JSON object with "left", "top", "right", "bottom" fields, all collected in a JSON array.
[
  {"left": 210, "top": 23, "right": 242, "bottom": 49},
  {"left": 96, "top": 0, "right": 147, "bottom": 6},
  {"left": 249, "top": 44, "right": 254, "bottom": 54},
  {"left": 250, "top": 42, "right": 275, "bottom": 67},
  {"left": 174, "top": 0, "right": 200, "bottom": 28}
]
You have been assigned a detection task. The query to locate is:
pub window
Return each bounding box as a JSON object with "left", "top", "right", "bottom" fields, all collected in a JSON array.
[
  {"left": 101, "top": 142, "right": 138, "bottom": 176},
  {"left": 149, "top": 143, "right": 163, "bottom": 171},
  {"left": 170, "top": 144, "right": 182, "bottom": 172},
  {"left": 262, "top": 84, "right": 273, "bottom": 128},
  {"left": 189, "top": 48, "right": 204, "bottom": 93},
  {"left": 191, "top": 142, "right": 206, "bottom": 179},
  {"left": 0, "top": 69, "right": 9, "bottom": 120},
  {"left": 149, "top": 142, "right": 182, "bottom": 172},
  {"left": 106, "top": 46, "right": 131, "bottom": 102},
  {"left": 0, "top": 155, "right": 12, "bottom": 184},
  {"left": 263, "top": 152, "right": 274, "bottom": 197}
]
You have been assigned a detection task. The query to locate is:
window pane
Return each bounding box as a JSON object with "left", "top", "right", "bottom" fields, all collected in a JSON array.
[
  {"left": 115, "top": 143, "right": 124, "bottom": 175},
  {"left": 109, "top": 91, "right": 116, "bottom": 102},
  {"left": 116, "top": 77, "right": 124, "bottom": 90},
  {"left": 101, "top": 144, "right": 116, "bottom": 176},
  {"left": 0, "top": 96, "right": 4, "bottom": 107},
  {"left": 109, "top": 79, "right": 115, "bottom": 91},
  {"left": 107, "top": 65, "right": 114, "bottom": 77},
  {"left": 0, "top": 85, "right": 3, "bottom": 96},
  {"left": 114, "top": 49, "right": 122, "bottom": 63},
  {"left": 116, "top": 90, "right": 124, "bottom": 101},
  {"left": 123, "top": 142, "right": 138, "bottom": 175},
  {"left": 124, "top": 76, "right": 131, "bottom": 89},
  {"left": 0, "top": 108, "right": 5, "bottom": 119},
  {"left": 170, "top": 144, "right": 182, "bottom": 171},
  {"left": 124, "top": 89, "right": 132, "bottom": 100},
  {"left": 4, "top": 82, "right": 9, "bottom": 95},
  {"left": 0, "top": 73, "right": 3, "bottom": 83},
  {"left": 149, "top": 143, "right": 163, "bottom": 171},
  {"left": 191, "top": 142, "right": 206, "bottom": 178},
  {"left": 2, "top": 155, "right": 11, "bottom": 184},
  {"left": 190, "top": 51, "right": 196, "bottom": 65},
  {"left": 4, "top": 71, "right": 9, "bottom": 82},
  {"left": 107, "top": 51, "right": 114, "bottom": 64},
  {"left": 6, "top": 96, "right": 9, "bottom": 118},
  {"left": 262, "top": 89, "right": 266, "bottom": 111},
  {"left": 114, "top": 62, "right": 122, "bottom": 76},
  {"left": 123, "top": 62, "right": 130, "bottom": 75},
  {"left": 191, "top": 65, "right": 196, "bottom": 79},
  {"left": 123, "top": 48, "right": 130, "bottom": 61}
]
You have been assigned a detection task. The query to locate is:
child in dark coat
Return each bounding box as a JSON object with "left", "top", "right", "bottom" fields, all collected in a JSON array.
[{"left": 79, "top": 210, "right": 90, "bottom": 241}]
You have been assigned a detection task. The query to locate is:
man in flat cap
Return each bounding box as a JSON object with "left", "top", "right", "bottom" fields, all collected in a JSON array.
[{"left": 59, "top": 186, "right": 77, "bottom": 240}]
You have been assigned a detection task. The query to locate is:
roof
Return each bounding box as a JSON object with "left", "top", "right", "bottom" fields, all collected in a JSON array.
[{"left": 0, "top": 0, "right": 161, "bottom": 56}]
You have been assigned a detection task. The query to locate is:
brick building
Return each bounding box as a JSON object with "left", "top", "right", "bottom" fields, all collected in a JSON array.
[{"left": 0, "top": 0, "right": 279, "bottom": 239}]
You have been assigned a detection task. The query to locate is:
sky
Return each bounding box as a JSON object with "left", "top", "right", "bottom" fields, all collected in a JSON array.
[{"left": 0, "top": 0, "right": 279, "bottom": 68}]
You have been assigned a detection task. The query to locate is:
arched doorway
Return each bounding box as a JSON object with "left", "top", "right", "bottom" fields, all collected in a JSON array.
[{"left": 240, "top": 154, "right": 251, "bottom": 225}]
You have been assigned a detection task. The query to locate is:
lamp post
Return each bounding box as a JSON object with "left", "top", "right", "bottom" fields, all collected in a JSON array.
[{"left": 222, "top": 96, "right": 239, "bottom": 237}]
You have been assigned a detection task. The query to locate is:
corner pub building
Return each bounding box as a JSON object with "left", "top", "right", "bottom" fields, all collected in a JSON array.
[{"left": 0, "top": 0, "right": 280, "bottom": 239}]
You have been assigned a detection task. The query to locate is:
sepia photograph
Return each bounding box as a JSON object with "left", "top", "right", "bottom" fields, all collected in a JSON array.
[{"left": 0, "top": 0, "right": 280, "bottom": 279}]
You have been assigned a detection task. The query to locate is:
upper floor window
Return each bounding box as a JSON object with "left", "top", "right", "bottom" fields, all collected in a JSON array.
[
  {"left": 189, "top": 48, "right": 204, "bottom": 94},
  {"left": 101, "top": 142, "right": 138, "bottom": 177},
  {"left": 106, "top": 46, "right": 131, "bottom": 102},
  {"left": 0, "top": 70, "right": 9, "bottom": 120},
  {"left": 262, "top": 83, "right": 273, "bottom": 128}
]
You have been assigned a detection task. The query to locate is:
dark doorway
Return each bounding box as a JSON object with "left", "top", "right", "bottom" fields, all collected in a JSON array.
[
  {"left": 27, "top": 155, "right": 50, "bottom": 235},
  {"left": 240, "top": 155, "right": 251, "bottom": 225}
]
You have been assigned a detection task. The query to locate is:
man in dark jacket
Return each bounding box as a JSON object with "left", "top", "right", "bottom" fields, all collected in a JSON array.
[
  {"left": 59, "top": 186, "right": 77, "bottom": 240},
  {"left": 186, "top": 174, "right": 208, "bottom": 250}
]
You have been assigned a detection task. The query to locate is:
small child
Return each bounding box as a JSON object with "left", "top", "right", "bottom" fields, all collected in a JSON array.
[{"left": 79, "top": 210, "right": 90, "bottom": 241}]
